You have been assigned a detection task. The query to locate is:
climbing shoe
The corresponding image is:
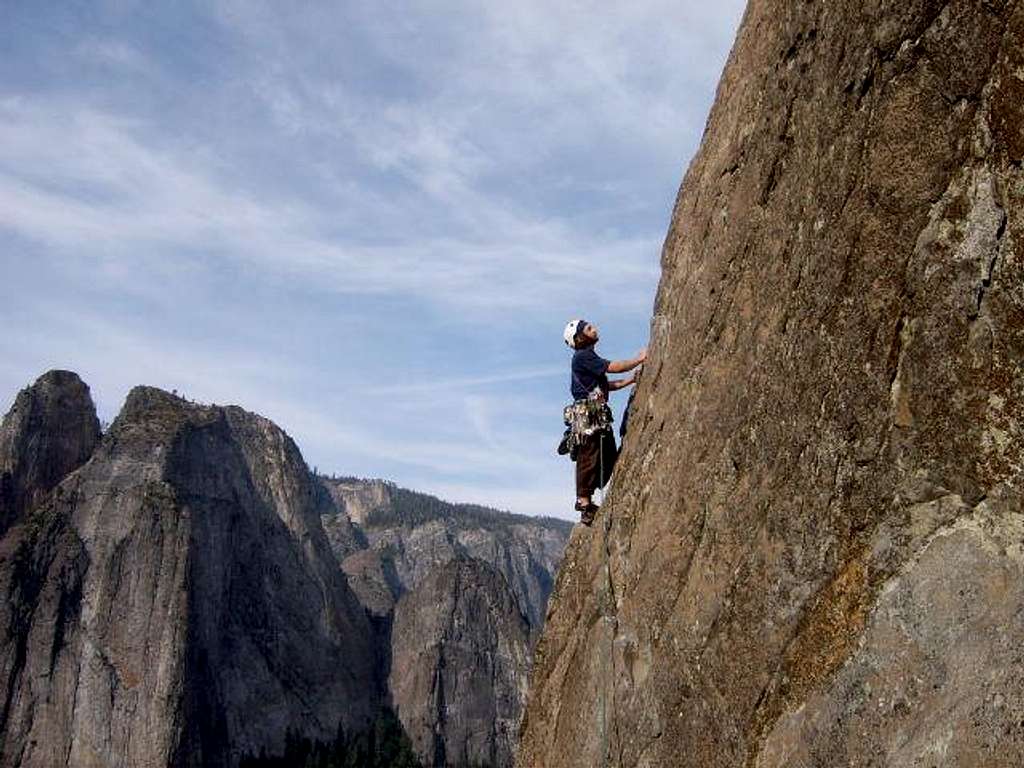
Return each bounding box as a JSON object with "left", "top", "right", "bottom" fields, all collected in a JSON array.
[{"left": 574, "top": 500, "right": 599, "bottom": 526}]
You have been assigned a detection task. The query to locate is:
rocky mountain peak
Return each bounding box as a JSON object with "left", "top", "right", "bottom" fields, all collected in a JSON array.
[
  {"left": 0, "top": 377, "right": 379, "bottom": 767},
  {"left": 0, "top": 372, "right": 571, "bottom": 767},
  {"left": 0, "top": 369, "right": 100, "bottom": 535}
]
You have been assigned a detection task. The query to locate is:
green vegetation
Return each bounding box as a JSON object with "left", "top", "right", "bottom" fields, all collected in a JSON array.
[
  {"left": 323, "top": 477, "right": 570, "bottom": 535},
  {"left": 239, "top": 709, "right": 421, "bottom": 768}
]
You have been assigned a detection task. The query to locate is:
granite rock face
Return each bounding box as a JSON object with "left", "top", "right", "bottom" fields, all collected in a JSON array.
[
  {"left": 0, "top": 371, "right": 100, "bottom": 536},
  {"left": 316, "top": 481, "right": 369, "bottom": 563},
  {"left": 340, "top": 548, "right": 402, "bottom": 620},
  {"left": 321, "top": 478, "right": 571, "bottom": 631},
  {"left": 319, "top": 479, "right": 571, "bottom": 767},
  {"left": 323, "top": 478, "right": 391, "bottom": 526},
  {"left": 0, "top": 386, "right": 379, "bottom": 768},
  {"left": 519, "top": 1, "right": 1024, "bottom": 766},
  {"left": 390, "top": 558, "right": 531, "bottom": 768}
]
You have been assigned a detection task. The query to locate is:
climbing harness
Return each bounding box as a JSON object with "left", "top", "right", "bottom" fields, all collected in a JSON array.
[
  {"left": 559, "top": 394, "right": 613, "bottom": 460},
  {"left": 560, "top": 391, "right": 616, "bottom": 508}
]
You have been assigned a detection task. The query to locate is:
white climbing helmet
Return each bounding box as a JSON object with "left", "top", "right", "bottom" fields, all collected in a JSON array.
[{"left": 563, "top": 319, "right": 586, "bottom": 349}]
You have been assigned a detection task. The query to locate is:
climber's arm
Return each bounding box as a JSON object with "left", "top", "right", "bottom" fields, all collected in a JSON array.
[
  {"left": 608, "top": 376, "right": 637, "bottom": 392},
  {"left": 607, "top": 347, "right": 647, "bottom": 374}
]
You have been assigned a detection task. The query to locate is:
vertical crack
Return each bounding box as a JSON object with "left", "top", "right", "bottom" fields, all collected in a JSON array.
[
  {"left": 599, "top": 508, "right": 621, "bottom": 767},
  {"left": 974, "top": 208, "right": 1007, "bottom": 317}
]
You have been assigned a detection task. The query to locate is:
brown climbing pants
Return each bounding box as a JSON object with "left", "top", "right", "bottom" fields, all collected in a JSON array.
[{"left": 575, "top": 430, "right": 618, "bottom": 498}]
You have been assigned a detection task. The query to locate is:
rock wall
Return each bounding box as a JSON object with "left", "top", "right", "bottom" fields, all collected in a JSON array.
[
  {"left": 519, "top": 1, "right": 1024, "bottom": 766},
  {"left": 324, "top": 478, "right": 391, "bottom": 526},
  {"left": 390, "top": 558, "right": 531, "bottom": 768},
  {"left": 0, "top": 370, "right": 100, "bottom": 536},
  {"left": 0, "top": 381, "right": 379, "bottom": 768},
  {"left": 320, "top": 478, "right": 572, "bottom": 767},
  {"left": 0, "top": 374, "right": 570, "bottom": 768},
  {"left": 320, "top": 478, "right": 571, "bottom": 632}
]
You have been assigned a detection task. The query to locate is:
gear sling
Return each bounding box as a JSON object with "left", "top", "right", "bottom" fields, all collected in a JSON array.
[{"left": 560, "top": 374, "right": 617, "bottom": 500}]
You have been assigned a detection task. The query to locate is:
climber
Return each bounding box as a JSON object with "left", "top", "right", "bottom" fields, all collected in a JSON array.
[{"left": 563, "top": 319, "right": 646, "bottom": 526}]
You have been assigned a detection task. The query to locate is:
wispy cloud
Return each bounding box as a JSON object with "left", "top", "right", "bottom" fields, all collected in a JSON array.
[
  {"left": 0, "top": 97, "right": 659, "bottom": 314},
  {"left": 367, "top": 366, "right": 564, "bottom": 396},
  {"left": 0, "top": 0, "right": 743, "bottom": 517},
  {"left": 74, "top": 38, "right": 152, "bottom": 74}
]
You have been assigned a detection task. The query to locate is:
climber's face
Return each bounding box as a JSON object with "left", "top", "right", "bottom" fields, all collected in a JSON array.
[{"left": 581, "top": 323, "right": 599, "bottom": 343}]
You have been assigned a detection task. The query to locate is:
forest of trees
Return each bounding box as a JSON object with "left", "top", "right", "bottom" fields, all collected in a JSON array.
[
  {"left": 359, "top": 482, "right": 569, "bottom": 534},
  {"left": 239, "top": 710, "right": 421, "bottom": 768}
]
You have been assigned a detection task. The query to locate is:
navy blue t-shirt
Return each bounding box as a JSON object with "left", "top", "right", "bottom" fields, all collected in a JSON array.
[{"left": 571, "top": 347, "right": 610, "bottom": 400}]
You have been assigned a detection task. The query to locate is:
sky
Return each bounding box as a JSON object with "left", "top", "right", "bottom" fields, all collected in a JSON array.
[{"left": 0, "top": 0, "right": 745, "bottom": 519}]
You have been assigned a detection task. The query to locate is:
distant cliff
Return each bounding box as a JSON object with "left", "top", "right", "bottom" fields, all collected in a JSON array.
[
  {"left": 321, "top": 478, "right": 570, "bottom": 630},
  {"left": 0, "top": 375, "right": 379, "bottom": 767},
  {"left": 319, "top": 477, "right": 572, "bottom": 768},
  {"left": 0, "top": 373, "right": 571, "bottom": 768},
  {"left": 0, "top": 371, "right": 100, "bottom": 537},
  {"left": 390, "top": 558, "right": 531, "bottom": 768},
  {"left": 520, "top": 1, "right": 1024, "bottom": 766}
]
